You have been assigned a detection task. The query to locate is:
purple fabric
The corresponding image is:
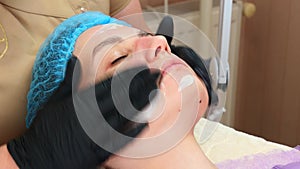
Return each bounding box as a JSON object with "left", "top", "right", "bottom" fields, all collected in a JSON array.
[
  {"left": 272, "top": 147, "right": 300, "bottom": 169},
  {"left": 272, "top": 161, "right": 300, "bottom": 169},
  {"left": 217, "top": 146, "right": 300, "bottom": 169},
  {"left": 294, "top": 145, "right": 300, "bottom": 151}
]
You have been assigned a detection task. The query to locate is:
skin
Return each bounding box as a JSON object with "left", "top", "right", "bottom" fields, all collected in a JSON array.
[
  {"left": 73, "top": 24, "right": 216, "bottom": 169},
  {"left": 0, "top": 145, "right": 18, "bottom": 169}
]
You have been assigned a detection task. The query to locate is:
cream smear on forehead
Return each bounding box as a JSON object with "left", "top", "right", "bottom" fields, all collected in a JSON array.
[{"left": 94, "top": 23, "right": 125, "bottom": 34}]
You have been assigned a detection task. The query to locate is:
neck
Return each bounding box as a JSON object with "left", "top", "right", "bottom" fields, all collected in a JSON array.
[{"left": 104, "top": 133, "right": 216, "bottom": 169}]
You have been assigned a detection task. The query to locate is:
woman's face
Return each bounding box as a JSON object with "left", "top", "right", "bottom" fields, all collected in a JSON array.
[{"left": 73, "top": 24, "right": 209, "bottom": 154}]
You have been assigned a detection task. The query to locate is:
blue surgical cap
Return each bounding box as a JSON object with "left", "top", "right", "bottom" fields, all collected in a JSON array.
[{"left": 26, "top": 11, "right": 129, "bottom": 128}]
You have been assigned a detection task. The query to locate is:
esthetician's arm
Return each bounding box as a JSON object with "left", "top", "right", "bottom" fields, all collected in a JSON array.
[{"left": 113, "top": 0, "right": 149, "bottom": 31}]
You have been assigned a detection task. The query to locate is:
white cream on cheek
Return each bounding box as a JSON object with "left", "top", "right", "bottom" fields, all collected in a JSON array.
[
  {"left": 178, "top": 75, "right": 195, "bottom": 92},
  {"left": 133, "top": 70, "right": 197, "bottom": 124}
]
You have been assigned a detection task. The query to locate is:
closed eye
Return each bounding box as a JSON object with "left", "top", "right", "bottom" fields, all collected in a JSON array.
[
  {"left": 111, "top": 55, "right": 128, "bottom": 65},
  {"left": 138, "top": 31, "right": 154, "bottom": 37}
]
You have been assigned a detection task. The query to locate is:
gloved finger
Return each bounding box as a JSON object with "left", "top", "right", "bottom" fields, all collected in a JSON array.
[
  {"left": 156, "top": 15, "right": 174, "bottom": 45},
  {"left": 93, "top": 67, "right": 160, "bottom": 133},
  {"left": 129, "top": 68, "right": 160, "bottom": 111},
  {"left": 100, "top": 108, "right": 147, "bottom": 135},
  {"left": 107, "top": 123, "right": 148, "bottom": 154},
  {"left": 50, "top": 57, "right": 82, "bottom": 101},
  {"left": 94, "top": 66, "right": 160, "bottom": 118},
  {"left": 97, "top": 74, "right": 160, "bottom": 126},
  {"left": 121, "top": 122, "right": 148, "bottom": 138}
]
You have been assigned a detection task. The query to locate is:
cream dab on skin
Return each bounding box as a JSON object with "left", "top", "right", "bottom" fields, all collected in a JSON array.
[{"left": 178, "top": 75, "right": 195, "bottom": 92}]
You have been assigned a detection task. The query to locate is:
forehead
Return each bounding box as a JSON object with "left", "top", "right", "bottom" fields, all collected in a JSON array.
[{"left": 73, "top": 24, "right": 140, "bottom": 56}]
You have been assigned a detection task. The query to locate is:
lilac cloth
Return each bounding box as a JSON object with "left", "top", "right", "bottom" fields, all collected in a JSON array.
[
  {"left": 272, "top": 146, "right": 300, "bottom": 169},
  {"left": 216, "top": 146, "right": 300, "bottom": 169},
  {"left": 272, "top": 161, "right": 300, "bottom": 169}
]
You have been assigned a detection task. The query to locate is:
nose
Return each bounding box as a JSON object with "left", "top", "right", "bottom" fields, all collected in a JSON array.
[{"left": 134, "top": 35, "right": 171, "bottom": 62}]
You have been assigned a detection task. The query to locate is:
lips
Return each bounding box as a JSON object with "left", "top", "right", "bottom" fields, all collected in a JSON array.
[
  {"left": 151, "top": 50, "right": 188, "bottom": 86},
  {"left": 156, "top": 60, "right": 185, "bottom": 86},
  {"left": 161, "top": 61, "right": 185, "bottom": 75}
]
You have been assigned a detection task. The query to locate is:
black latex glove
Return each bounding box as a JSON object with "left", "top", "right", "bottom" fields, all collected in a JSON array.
[
  {"left": 7, "top": 57, "right": 160, "bottom": 169},
  {"left": 156, "top": 16, "right": 214, "bottom": 105}
]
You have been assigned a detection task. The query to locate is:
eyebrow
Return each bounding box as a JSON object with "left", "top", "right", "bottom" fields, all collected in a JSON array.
[
  {"left": 92, "top": 36, "right": 123, "bottom": 58},
  {"left": 92, "top": 31, "right": 153, "bottom": 58},
  {"left": 137, "top": 30, "right": 154, "bottom": 37}
]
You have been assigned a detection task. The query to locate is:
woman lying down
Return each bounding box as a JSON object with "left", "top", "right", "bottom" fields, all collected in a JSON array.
[{"left": 0, "top": 12, "right": 216, "bottom": 169}]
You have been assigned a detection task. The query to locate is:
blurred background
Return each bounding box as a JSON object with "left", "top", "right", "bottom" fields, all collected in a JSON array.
[{"left": 140, "top": 0, "right": 300, "bottom": 147}]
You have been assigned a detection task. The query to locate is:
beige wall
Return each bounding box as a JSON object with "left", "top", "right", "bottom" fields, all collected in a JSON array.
[{"left": 140, "top": 0, "right": 189, "bottom": 8}]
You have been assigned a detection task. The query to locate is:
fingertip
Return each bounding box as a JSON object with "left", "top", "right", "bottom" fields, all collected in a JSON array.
[
  {"left": 125, "top": 123, "right": 148, "bottom": 138},
  {"left": 151, "top": 71, "right": 161, "bottom": 82}
]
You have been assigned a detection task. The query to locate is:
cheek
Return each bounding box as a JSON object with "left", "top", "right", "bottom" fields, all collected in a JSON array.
[
  {"left": 98, "top": 54, "right": 150, "bottom": 81},
  {"left": 160, "top": 73, "right": 179, "bottom": 95},
  {"left": 77, "top": 59, "right": 109, "bottom": 90},
  {"left": 160, "top": 72, "right": 184, "bottom": 117},
  {"left": 141, "top": 73, "right": 181, "bottom": 137},
  {"left": 195, "top": 79, "right": 209, "bottom": 122},
  {"left": 159, "top": 65, "right": 208, "bottom": 125}
]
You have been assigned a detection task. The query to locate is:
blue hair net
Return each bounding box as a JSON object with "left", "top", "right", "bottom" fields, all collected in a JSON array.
[{"left": 26, "top": 11, "right": 129, "bottom": 128}]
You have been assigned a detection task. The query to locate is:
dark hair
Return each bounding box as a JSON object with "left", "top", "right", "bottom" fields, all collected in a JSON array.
[{"left": 170, "top": 45, "right": 213, "bottom": 105}]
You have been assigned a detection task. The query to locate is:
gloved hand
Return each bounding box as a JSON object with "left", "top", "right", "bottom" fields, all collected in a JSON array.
[
  {"left": 7, "top": 57, "right": 160, "bottom": 169},
  {"left": 156, "top": 16, "right": 214, "bottom": 105}
]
